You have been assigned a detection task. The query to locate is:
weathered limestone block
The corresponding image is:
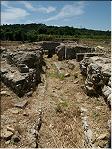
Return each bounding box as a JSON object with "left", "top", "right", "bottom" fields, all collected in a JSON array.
[{"left": 102, "top": 85, "right": 111, "bottom": 98}]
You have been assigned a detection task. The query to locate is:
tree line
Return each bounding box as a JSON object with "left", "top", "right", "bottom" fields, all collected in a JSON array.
[{"left": 0, "top": 23, "right": 111, "bottom": 42}]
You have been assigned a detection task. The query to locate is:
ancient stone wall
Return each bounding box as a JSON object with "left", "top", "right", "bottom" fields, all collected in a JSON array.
[
  {"left": 1, "top": 48, "right": 43, "bottom": 97},
  {"left": 80, "top": 56, "right": 111, "bottom": 106},
  {"left": 37, "top": 41, "right": 60, "bottom": 57},
  {"left": 56, "top": 44, "right": 95, "bottom": 60}
]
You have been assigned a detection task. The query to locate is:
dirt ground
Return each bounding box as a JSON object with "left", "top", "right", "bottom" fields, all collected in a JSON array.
[{"left": 1, "top": 46, "right": 111, "bottom": 148}]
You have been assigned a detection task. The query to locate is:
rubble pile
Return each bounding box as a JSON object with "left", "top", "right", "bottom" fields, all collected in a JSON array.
[
  {"left": 80, "top": 56, "right": 111, "bottom": 106},
  {"left": 1, "top": 48, "right": 43, "bottom": 97}
]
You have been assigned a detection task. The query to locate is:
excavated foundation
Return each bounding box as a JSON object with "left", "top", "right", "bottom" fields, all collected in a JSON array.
[{"left": 1, "top": 49, "right": 43, "bottom": 97}]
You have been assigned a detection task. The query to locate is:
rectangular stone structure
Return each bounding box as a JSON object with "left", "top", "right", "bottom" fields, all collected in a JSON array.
[
  {"left": 76, "top": 53, "right": 104, "bottom": 62},
  {"left": 1, "top": 61, "right": 41, "bottom": 97}
]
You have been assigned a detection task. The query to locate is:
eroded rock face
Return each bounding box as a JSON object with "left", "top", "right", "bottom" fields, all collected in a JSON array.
[{"left": 80, "top": 56, "right": 111, "bottom": 106}]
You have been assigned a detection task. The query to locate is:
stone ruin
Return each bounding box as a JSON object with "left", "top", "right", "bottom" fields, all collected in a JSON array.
[
  {"left": 1, "top": 47, "right": 43, "bottom": 97},
  {"left": 34, "top": 41, "right": 96, "bottom": 61},
  {"left": 1, "top": 42, "right": 111, "bottom": 103},
  {"left": 80, "top": 56, "right": 111, "bottom": 107},
  {"left": 37, "top": 41, "right": 60, "bottom": 58},
  {"left": 76, "top": 53, "right": 104, "bottom": 62},
  {"left": 56, "top": 43, "right": 95, "bottom": 61}
]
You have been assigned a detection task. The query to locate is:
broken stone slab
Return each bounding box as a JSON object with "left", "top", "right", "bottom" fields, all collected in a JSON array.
[
  {"left": 5, "top": 140, "right": 10, "bottom": 145},
  {"left": 23, "top": 111, "right": 29, "bottom": 116},
  {"left": 14, "top": 100, "right": 28, "bottom": 108},
  {"left": 102, "top": 85, "right": 111, "bottom": 98},
  {"left": 64, "top": 73, "right": 70, "bottom": 77},
  {"left": 74, "top": 80, "right": 79, "bottom": 84},
  {"left": 76, "top": 53, "right": 104, "bottom": 62},
  {"left": 9, "top": 108, "right": 20, "bottom": 114}
]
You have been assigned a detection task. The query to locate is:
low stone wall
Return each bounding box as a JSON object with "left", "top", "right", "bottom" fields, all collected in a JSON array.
[
  {"left": 1, "top": 48, "right": 43, "bottom": 97},
  {"left": 37, "top": 41, "right": 60, "bottom": 57},
  {"left": 80, "top": 56, "right": 111, "bottom": 106},
  {"left": 7, "top": 50, "right": 42, "bottom": 69},
  {"left": 56, "top": 44, "right": 95, "bottom": 61},
  {"left": 76, "top": 53, "right": 104, "bottom": 62},
  {"left": 1, "top": 65, "right": 40, "bottom": 97}
]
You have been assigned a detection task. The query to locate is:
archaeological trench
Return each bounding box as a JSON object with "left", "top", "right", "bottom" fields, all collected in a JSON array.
[{"left": 0, "top": 41, "right": 111, "bottom": 148}]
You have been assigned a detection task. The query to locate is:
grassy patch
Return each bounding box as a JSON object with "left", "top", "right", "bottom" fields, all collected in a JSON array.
[
  {"left": 48, "top": 71, "right": 58, "bottom": 78},
  {"left": 48, "top": 71, "right": 65, "bottom": 80},
  {"left": 93, "top": 111, "right": 99, "bottom": 119},
  {"left": 55, "top": 101, "right": 68, "bottom": 113},
  {"left": 58, "top": 73, "right": 65, "bottom": 80}
]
